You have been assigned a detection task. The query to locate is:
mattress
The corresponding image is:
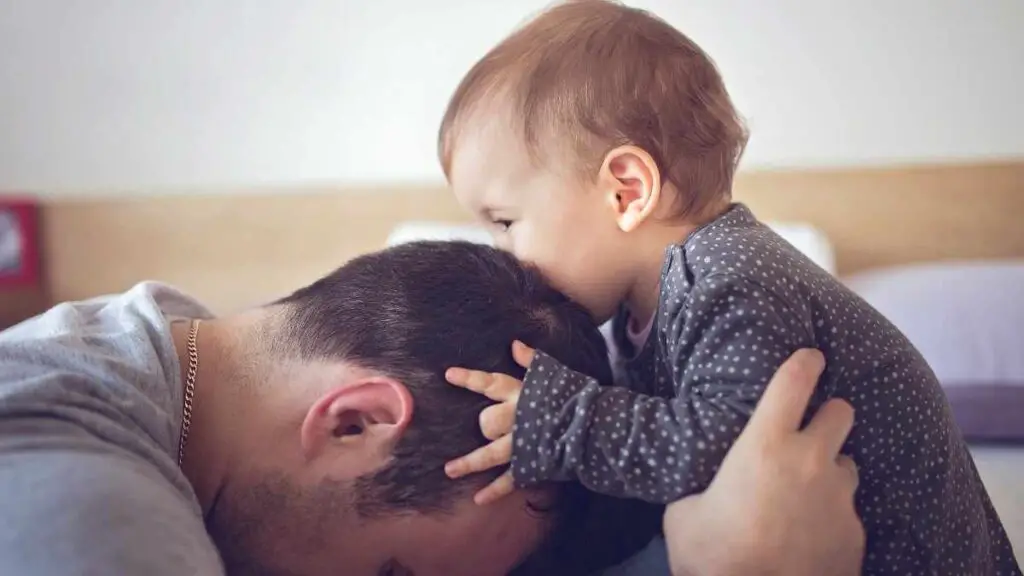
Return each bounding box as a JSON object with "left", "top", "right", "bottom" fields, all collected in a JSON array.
[
  {"left": 971, "top": 444, "right": 1024, "bottom": 557},
  {"left": 600, "top": 446, "right": 1023, "bottom": 575}
]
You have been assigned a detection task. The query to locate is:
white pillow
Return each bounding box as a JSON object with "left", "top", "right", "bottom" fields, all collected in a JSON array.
[
  {"left": 764, "top": 221, "right": 836, "bottom": 275},
  {"left": 386, "top": 222, "right": 493, "bottom": 247},
  {"left": 385, "top": 220, "right": 837, "bottom": 276}
]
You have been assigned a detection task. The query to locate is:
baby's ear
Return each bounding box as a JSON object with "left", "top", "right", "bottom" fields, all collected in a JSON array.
[{"left": 599, "top": 145, "right": 662, "bottom": 232}]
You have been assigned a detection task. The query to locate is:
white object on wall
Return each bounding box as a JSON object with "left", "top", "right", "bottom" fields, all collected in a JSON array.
[
  {"left": 385, "top": 220, "right": 837, "bottom": 274},
  {"left": 0, "top": 0, "right": 1021, "bottom": 193}
]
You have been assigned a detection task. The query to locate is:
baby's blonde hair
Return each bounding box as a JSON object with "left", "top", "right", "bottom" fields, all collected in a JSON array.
[{"left": 439, "top": 0, "right": 749, "bottom": 220}]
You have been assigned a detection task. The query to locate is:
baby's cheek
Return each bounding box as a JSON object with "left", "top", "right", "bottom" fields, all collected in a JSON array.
[
  {"left": 566, "top": 281, "right": 623, "bottom": 324},
  {"left": 534, "top": 260, "right": 572, "bottom": 288},
  {"left": 510, "top": 245, "right": 553, "bottom": 273}
]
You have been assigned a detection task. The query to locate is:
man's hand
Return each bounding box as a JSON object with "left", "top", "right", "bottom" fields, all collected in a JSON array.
[
  {"left": 443, "top": 340, "right": 535, "bottom": 505},
  {"left": 663, "top": 349, "right": 865, "bottom": 576}
]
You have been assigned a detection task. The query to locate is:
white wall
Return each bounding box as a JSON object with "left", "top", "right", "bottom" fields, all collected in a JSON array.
[{"left": 0, "top": 0, "right": 1021, "bottom": 194}]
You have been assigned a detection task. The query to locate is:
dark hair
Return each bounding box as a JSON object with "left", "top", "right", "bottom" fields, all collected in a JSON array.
[{"left": 276, "top": 241, "right": 661, "bottom": 574}]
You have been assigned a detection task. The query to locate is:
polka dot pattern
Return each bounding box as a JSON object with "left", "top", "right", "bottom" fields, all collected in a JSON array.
[{"left": 512, "top": 204, "right": 1021, "bottom": 574}]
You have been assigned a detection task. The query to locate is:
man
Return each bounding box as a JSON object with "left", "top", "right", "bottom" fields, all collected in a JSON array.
[
  {"left": 0, "top": 240, "right": 862, "bottom": 575},
  {"left": 1, "top": 240, "right": 659, "bottom": 575}
]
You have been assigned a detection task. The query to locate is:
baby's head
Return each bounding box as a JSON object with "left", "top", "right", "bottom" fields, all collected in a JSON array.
[{"left": 440, "top": 0, "right": 747, "bottom": 322}]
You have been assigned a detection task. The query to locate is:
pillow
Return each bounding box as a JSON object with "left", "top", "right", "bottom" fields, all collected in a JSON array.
[
  {"left": 385, "top": 220, "right": 837, "bottom": 276},
  {"left": 764, "top": 221, "right": 837, "bottom": 275},
  {"left": 386, "top": 222, "right": 493, "bottom": 247},
  {"left": 844, "top": 261, "right": 1024, "bottom": 442}
]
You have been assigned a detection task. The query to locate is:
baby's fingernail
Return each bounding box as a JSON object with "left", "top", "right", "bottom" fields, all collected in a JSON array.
[
  {"left": 445, "top": 368, "right": 463, "bottom": 381},
  {"left": 444, "top": 462, "right": 461, "bottom": 478}
]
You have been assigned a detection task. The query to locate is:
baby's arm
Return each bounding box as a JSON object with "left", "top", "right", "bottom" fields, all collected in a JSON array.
[{"left": 511, "top": 274, "right": 817, "bottom": 502}]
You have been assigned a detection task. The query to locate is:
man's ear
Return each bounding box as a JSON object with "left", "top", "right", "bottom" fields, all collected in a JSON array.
[
  {"left": 598, "top": 145, "right": 662, "bottom": 233},
  {"left": 299, "top": 377, "right": 414, "bottom": 462}
]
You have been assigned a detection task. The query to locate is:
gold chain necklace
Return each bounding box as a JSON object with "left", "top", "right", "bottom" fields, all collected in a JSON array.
[{"left": 177, "top": 319, "right": 200, "bottom": 467}]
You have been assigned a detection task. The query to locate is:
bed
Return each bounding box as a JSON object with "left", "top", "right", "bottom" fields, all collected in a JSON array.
[
  {"left": 32, "top": 160, "right": 1024, "bottom": 570},
  {"left": 974, "top": 446, "right": 1024, "bottom": 553}
]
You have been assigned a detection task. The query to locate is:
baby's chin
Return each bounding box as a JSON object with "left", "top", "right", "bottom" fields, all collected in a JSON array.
[
  {"left": 575, "top": 298, "right": 618, "bottom": 327},
  {"left": 590, "top": 307, "right": 617, "bottom": 326},
  {"left": 561, "top": 288, "right": 619, "bottom": 326}
]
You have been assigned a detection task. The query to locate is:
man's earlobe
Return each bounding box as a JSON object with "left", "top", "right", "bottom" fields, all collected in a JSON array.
[
  {"left": 600, "top": 145, "right": 662, "bottom": 233},
  {"left": 300, "top": 378, "right": 414, "bottom": 459}
]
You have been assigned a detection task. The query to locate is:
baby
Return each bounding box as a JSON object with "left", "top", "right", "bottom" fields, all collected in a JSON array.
[{"left": 438, "top": 1, "right": 1020, "bottom": 574}]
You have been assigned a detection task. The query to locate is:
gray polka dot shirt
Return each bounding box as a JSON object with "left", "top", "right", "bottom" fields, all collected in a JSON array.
[{"left": 513, "top": 204, "right": 1021, "bottom": 574}]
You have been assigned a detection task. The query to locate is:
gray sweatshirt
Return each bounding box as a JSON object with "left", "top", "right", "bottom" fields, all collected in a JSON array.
[{"left": 0, "top": 282, "right": 224, "bottom": 575}]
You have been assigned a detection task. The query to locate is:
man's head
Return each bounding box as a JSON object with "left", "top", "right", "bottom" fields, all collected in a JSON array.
[
  {"left": 440, "top": 0, "right": 748, "bottom": 322},
  {"left": 203, "top": 241, "right": 658, "bottom": 575}
]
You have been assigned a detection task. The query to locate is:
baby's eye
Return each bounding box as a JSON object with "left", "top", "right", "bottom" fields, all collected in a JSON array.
[{"left": 493, "top": 219, "right": 514, "bottom": 231}]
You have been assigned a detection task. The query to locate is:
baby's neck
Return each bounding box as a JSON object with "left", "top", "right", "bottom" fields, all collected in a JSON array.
[
  {"left": 623, "top": 224, "right": 693, "bottom": 322},
  {"left": 624, "top": 204, "right": 729, "bottom": 323}
]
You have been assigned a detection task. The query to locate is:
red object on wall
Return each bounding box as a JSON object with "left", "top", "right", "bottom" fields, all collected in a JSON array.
[{"left": 0, "top": 198, "right": 41, "bottom": 287}]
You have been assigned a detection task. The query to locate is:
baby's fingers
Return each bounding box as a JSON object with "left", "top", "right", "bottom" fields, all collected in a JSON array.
[
  {"left": 480, "top": 402, "right": 516, "bottom": 441},
  {"left": 474, "top": 471, "right": 516, "bottom": 506},
  {"left": 511, "top": 340, "right": 536, "bottom": 369},
  {"left": 444, "top": 434, "right": 513, "bottom": 479},
  {"left": 445, "top": 368, "right": 521, "bottom": 402}
]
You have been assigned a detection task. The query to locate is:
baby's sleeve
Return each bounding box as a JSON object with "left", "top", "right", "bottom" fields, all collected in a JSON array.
[{"left": 510, "top": 273, "right": 816, "bottom": 502}]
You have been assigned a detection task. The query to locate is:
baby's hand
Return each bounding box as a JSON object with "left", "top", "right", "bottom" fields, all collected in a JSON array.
[{"left": 443, "top": 340, "right": 535, "bottom": 505}]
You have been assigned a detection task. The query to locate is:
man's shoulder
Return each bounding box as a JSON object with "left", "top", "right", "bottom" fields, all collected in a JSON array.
[
  {"left": 0, "top": 282, "right": 213, "bottom": 465},
  {"left": 1, "top": 281, "right": 211, "bottom": 339},
  {"left": 0, "top": 281, "right": 210, "bottom": 385}
]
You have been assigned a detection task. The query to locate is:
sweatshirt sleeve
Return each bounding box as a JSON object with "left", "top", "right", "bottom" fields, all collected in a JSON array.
[{"left": 509, "top": 274, "right": 816, "bottom": 503}]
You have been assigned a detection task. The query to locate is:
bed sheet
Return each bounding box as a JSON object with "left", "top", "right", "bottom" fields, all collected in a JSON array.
[
  {"left": 972, "top": 445, "right": 1024, "bottom": 558},
  {"left": 598, "top": 445, "right": 1023, "bottom": 575}
]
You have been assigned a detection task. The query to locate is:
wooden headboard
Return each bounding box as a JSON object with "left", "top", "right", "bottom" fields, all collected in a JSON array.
[{"left": 19, "top": 160, "right": 1024, "bottom": 316}]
